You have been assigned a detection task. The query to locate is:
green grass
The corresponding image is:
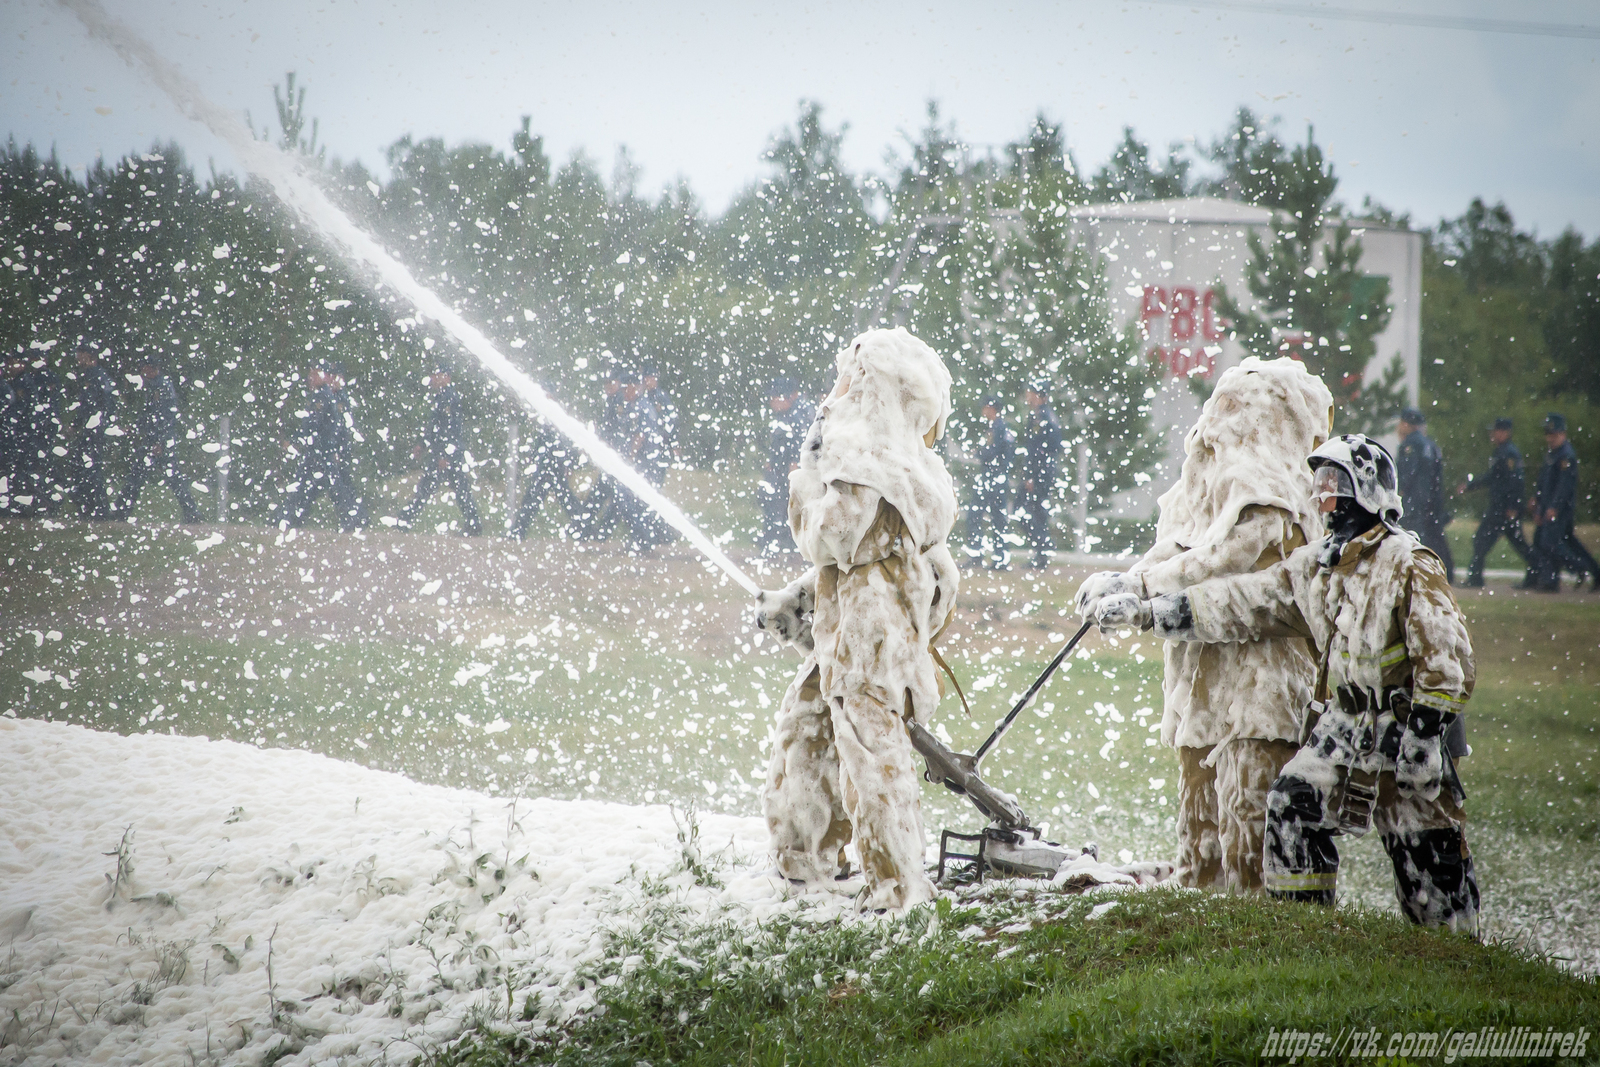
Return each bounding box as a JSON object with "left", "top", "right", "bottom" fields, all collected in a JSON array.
[{"left": 428, "top": 886, "right": 1596, "bottom": 1067}]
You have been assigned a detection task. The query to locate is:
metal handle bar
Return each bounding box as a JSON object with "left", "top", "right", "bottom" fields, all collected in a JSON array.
[{"left": 972, "top": 619, "right": 1094, "bottom": 767}]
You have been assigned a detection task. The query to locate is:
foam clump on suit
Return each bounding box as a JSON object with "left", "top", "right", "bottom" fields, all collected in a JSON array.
[{"left": 755, "top": 327, "right": 960, "bottom": 912}]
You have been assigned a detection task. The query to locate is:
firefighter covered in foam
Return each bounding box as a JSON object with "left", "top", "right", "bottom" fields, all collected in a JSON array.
[
  {"left": 1092, "top": 434, "right": 1479, "bottom": 933},
  {"left": 1075, "top": 357, "right": 1333, "bottom": 892},
  {"left": 754, "top": 328, "right": 959, "bottom": 912}
]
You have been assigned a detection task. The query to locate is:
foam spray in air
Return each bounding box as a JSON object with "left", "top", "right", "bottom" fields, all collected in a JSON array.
[{"left": 60, "top": 0, "right": 760, "bottom": 595}]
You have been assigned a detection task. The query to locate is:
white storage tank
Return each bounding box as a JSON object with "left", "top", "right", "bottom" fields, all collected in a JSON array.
[{"left": 1068, "top": 196, "right": 1422, "bottom": 519}]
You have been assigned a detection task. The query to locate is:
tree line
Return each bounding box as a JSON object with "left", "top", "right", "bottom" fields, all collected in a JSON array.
[{"left": 3, "top": 82, "right": 1596, "bottom": 525}]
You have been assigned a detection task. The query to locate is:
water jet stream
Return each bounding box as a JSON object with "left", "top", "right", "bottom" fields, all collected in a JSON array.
[{"left": 62, "top": 0, "right": 761, "bottom": 596}]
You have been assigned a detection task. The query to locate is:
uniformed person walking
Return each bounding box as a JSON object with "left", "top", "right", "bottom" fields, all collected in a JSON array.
[
  {"left": 326, "top": 365, "right": 369, "bottom": 529},
  {"left": 1523, "top": 413, "right": 1599, "bottom": 592},
  {"left": 635, "top": 364, "right": 676, "bottom": 481},
  {"left": 758, "top": 376, "right": 814, "bottom": 555},
  {"left": 968, "top": 395, "right": 1014, "bottom": 568},
  {"left": 1, "top": 356, "right": 30, "bottom": 512},
  {"left": 1395, "top": 406, "right": 1454, "bottom": 584},
  {"left": 1457, "top": 417, "right": 1529, "bottom": 587},
  {"left": 625, "top": 362, "right": 677, "bottom": 549},
  {"left": 284, "top": 359, "right": 366, "bottom": 532},
  {"left": 567, "top": 363, "right": 627, "bottom": 541},
  {"left": 396, "top": 360, "right": 481, "bottom": 536},
  {"left": 69, "top": 343, "right": 119, "bottom": 520},
  {"left": 508, "top": 417, "right": 584, "bottom": 540},
  {"left": 9, "top": 354, "right": 66, "bottom": 515},
  {"left": 1018, "top": 381, "right": 1063, "bottom": 569},
  {"left": 119, "top": 355, "right": 202, "bottom": 524}
]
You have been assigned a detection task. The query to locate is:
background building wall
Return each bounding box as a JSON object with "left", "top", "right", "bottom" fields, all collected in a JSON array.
[{"left": 1068, "top": 197, "right": 1422, "bottom": 519}]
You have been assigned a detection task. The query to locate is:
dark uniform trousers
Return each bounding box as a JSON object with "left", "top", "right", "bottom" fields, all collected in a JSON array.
[
  {"left": 122, "top": 445, "right": 202, "bottom": 524},
  {"left": 510, "top": 450, "right": 583, "bottom": 539},
  {"left": 967, "top": 479, "right": 1010, "bottom": 564},
  {"left": 286, "top": 449, "right": 367, "bottom": 532},
  {"left": 1529, "top": 517, "right": 1599, "bottom": 589},
  {"left": 400, "top": 462, "right": 480, "bottom": 535},
  {"left": 1467, "top": 514, "right": 1530, "bottom": 586},
  {"left": 72, "top": 432, "right": 113, "bottom": 519}
]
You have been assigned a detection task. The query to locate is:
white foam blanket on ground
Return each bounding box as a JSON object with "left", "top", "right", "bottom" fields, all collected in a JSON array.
[
  {"left": 0, "top": 718, "right": 1155, "bottom": 1066},
  {"left": 0, "top": 718, "right": 823, "bottom": 1065}
]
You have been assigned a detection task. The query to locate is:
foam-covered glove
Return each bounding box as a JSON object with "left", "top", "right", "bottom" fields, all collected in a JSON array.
[
  {"left": 1094, "top": 593, "right": 1152, "bottom": 634},
  {"left": 755, "top": 573, "right": 816, "bottom": 652},
  {"left": 1393, "top": 714, "right": 1449, "bottom": 801},
  {"left": 1073, "top": 571, "right": 1146, "bottom": 621}
]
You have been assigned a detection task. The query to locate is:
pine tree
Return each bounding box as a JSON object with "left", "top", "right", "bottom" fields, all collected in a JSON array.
[
  {"left": 1091, "top": 127, "right": 1191, "bottom": 203},
  {"left": 1212, "top": 126, "right": 1404, "bottom": 434}
]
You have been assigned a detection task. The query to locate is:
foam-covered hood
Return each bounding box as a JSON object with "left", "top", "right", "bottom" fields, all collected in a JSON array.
[
  {"left": 1155, "top": 356, "right": 1335, "bottom": 549},
  {"left": 789, "top": 328, "right": 957, "bottom": 560}
]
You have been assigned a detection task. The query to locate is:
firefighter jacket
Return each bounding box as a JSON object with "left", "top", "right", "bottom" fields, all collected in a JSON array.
[
  {"left": 1155, "top": 524, "right": 1474, "bottom": 724},
  {"left": 1133, "top": 503, "right": 1314, "bottom": 751}
]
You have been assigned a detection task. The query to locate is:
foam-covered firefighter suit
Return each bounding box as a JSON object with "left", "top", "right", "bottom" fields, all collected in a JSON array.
[
  {"left": 756, "top": 328, "right": 959, "bottom": 913},
  {"left": 1081, "top": 358, "right": 1332, "bottom": 893},
  {"left": 1145, "top": 523, "right": 1479, "bottom": 932}
]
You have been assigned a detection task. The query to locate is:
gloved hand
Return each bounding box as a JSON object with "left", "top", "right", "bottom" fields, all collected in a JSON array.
[
  {"left": 1393, "top": 722, "right": 1445, "bottom": 801},
  {"left": 1073, "top": 571, "right": 1145, "bottom": 621},
  {"left": 1093, "top": 593, "right": 1153, "bottom": 634},
  {"left": 755, "top": 575, "right": 815, "bottom": 651}
]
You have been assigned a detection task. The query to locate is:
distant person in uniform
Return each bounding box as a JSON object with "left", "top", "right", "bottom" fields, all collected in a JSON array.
[
  {"left": 508, "top": 416, "right": 584, "bottom": 540},
  {"left": 325, "top": 365, "right": 369, "bottom": 529},
  {"left": 9, "top": 354, "right": 65, "bottom": 515},
  {"left": 568, "top": 363, "right": 627, "bottom": 541},
  {"left": 625, "top": 363, "right": 677, "bottom": 549},
  {"left": 1458, "top": 417, "right": 1529, "bottom": 587},
  {"left": 284, "top": 359, "right": 366, "bottom": 532},
  {"left": 0, "top": 356, "right": 25, "bottom": 511},
  {"left": 604, "top": 367, "right": 644, "bottom": 541},
  {"left": 968, "top": 394, "right": 1014, "bottom": 569},
  {"left": 759, "top": 376, "right": 814, "bottom": 555},
  {"left": 1524, "top": 413, "right": 1599, "bottom": 592},
  {"left": 1018, "top": 381, "right": 1063, "bottom": 569},
  {"left": 120, "top": 355, "right": 202, "bottom": 524},
  {"left": 69, "top": 343, "right": 119, "bottom": 520},
  {"left": 1395, "top": 406, "right": 1454, "bottom": 584},
  {"left": 396, "top": 360, "right": 481, "bottom": 536}
]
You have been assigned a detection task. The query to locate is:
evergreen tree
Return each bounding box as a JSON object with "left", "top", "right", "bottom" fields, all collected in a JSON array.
[
  {"left": 1201, "top": 107, "right": 1293, "bottom": 207},
  {"left": 271, "top": 72, "right": 324, "bottom": 160},
  {"left": 1212, "top": 126, "right": 1404, "bottom": 434},
  {"left": 870, "top": 112, "right": 1154, "bottom": 524},
  {"left": 1090, "top": 127, "right": 1191, "bottom": 202},
  {"left": 980, "top": 130, "right": 1156, "bottom": 510},
  {"left": 1436, "top": 198, "right": 1545, "bottom": 292},
  {"left": 718, "top": 101, "right": 869, "bottom": 290},
  {"left": 1545, "top": 228, "right": 1600, "bottom": 406}
]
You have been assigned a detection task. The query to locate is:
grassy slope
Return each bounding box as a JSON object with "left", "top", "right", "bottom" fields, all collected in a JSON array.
[{"left": 432, "top": 888, "right": 1596, "bottom": 1067}]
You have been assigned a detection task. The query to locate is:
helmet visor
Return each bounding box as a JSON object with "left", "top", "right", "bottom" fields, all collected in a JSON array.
[{"left": 1311, "top": 463, "right": 1354, "bottom": 509}]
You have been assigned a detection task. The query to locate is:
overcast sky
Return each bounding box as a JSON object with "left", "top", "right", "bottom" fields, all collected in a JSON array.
[{"left": 4, "top": 0, "right": 1598, "bottom": 237}]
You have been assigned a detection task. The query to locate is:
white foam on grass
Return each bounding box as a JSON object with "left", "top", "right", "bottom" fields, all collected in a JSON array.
[{"left": 0, "top": 717, "right": 857, "bottom": 1065}]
